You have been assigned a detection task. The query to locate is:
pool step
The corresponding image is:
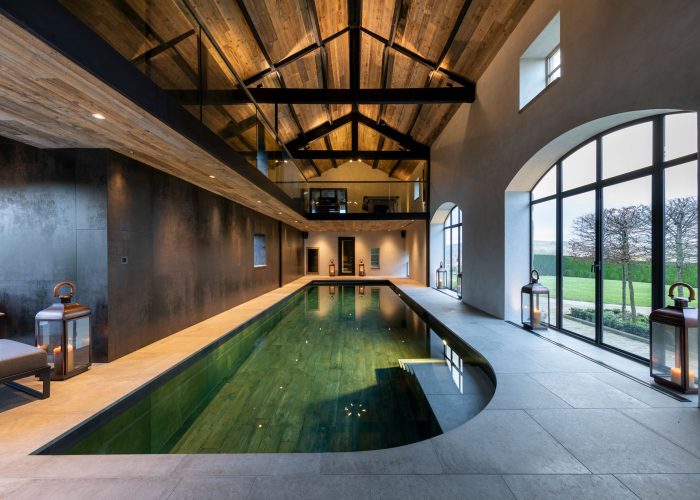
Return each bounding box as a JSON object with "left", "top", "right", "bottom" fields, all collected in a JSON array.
[{"left": 400, "top": 359, "right": 492, "bottom": 432}]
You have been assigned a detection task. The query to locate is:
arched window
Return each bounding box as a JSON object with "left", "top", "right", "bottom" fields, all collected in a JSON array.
[
  {"left": 443, "top": 206, "right": 462, "bottom": 292},
  {"left": 530, "top": 112, "right": 698, "bottom": 360}
]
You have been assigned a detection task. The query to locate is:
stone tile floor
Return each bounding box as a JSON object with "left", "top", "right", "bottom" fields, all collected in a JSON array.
[{"left": 0, "top": 277, "right": 698, "bottom": 499}]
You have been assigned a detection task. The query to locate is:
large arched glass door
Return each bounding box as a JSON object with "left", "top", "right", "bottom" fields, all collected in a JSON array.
[
  {"left": 530, "top": 112, "right": 698, "bottom": 360},
  {"left": 443, "top": 206, "right": 462, "bottom": 292}
]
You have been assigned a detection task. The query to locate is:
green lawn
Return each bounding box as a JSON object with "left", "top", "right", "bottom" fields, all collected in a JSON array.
[{"left": 538, "top": 275, "right": 698, "bottom": 308}]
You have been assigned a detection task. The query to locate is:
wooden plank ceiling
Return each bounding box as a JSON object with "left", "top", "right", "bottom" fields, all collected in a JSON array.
[{"left": 58, "top": 0, "right": 534, "bottom": 179}]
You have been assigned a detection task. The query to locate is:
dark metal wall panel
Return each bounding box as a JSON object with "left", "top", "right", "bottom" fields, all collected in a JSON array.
[
  {"left": 281, "top": 223, "right": 304, "bottom": 285},
  {"left": 0, "top": 141, "right": 109, "bottom": 357},
  {"left": 106, "top": 152, "right": 301, "bottom": 361}
]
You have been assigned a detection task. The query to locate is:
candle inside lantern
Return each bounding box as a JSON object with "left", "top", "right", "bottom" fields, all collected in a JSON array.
[
  {"left": 533, "top": 307, "right": 541, "bottom": 327},
  {"left": 65, "top": 344, "right": 74, "bottom": 372},
  {"left": 671, "top": 366, "right": 682, "bottom": 385},
  {"left": 53, "top": 346, "right": 63, "bottom": 374}
]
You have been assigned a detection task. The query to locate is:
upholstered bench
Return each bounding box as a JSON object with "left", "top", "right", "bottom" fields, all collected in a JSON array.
[{"left": 0, "top": 339, "right": 51, "bottom": 399}]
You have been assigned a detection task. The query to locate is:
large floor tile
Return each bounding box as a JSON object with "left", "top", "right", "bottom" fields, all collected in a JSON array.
[
  {"left": 431, "top": 410, "right": 589, "bottom": 474},
  {"left": 590, "top": 372, "right": 694, "bottom": 408},
  {"left": 615, "top": 473, "right": 700, "bottom": 500},
  {"left": 176, "top": 453, "right": 321, "bottom": 476},
  {"left": 368, "top": 474, "right": 515, "bottom": 500},
  {"left": 247, "top": 474, "right": 371, "bottom": 500},
  {"left": 320, "top": 439, "right": 442, "bottom": 475},
  {"left": 0, "top": 478, "right": 176, "bottom": 500},
  {"left": 503, "top": 474, "right": 637, "bottom": 500},
  {"left": 621, "top": 408, "right": 700, "bottom": 457},
  {"left": 168, "top": 476, "right": 256, "bottom": 500},
  {"left": 529, "top": 373, "right": 650, "bottom": 408},
  {"left": 528, "top": 409, "right": 700, "bottom": 473},
  {"left": 487, "top": 374, "right": 571, "bottom": 410},
  {"left": 1, "top": 454, "right": 185, "bottom": 479}
]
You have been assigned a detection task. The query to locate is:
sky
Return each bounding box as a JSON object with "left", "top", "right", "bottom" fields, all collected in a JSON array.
[{"left": 532, "top": 113, "right": 697, "bottom": 245}]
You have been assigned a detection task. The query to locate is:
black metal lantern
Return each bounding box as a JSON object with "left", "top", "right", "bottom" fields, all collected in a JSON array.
[
  {"left": 521, "top": 270, "right": 550, "bottom": 330},
  {"left": 436, "top": 261, "right": 447, "bottom": 289},
  {"left": 649, "top": 282, "right": 698, "bottom": 394},
  {"left": 359, "top": 259, "right": 365, "bottom": 276},
  {"left": 329, "top": 259, "right": 336, "bottom": 277},
  {"left": 35, "top": 282, "right": 91, "bottom": 380},
  {"left": 457, "top": 272, "right": 463, "bottom": 299}
]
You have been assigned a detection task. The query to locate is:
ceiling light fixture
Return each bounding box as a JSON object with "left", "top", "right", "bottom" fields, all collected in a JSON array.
[
  {"left": 257, "top": 200, "right": 262, "bottom": 203},
  {"left": 91, "top": 113, "right": 106, "bottom": 120},
  {"left": 209, "top": 175, "right": 215, "bottom": 178}
]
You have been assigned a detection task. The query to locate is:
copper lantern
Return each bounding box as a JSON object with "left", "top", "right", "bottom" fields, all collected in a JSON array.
[
  {"left": 35, "top": 282, "right": 91, "bottom": 380},
  {"left": 359, "top": 259, "right": 365, "bottom": 276},
  {"left": 436, "top": 262, "right": 447, "bottom": 289},
  {"left": 649, "top": 282, "right": 698, "bottom": 394},
  {"left": 329, "top": 259, "right": 336, "bottom": 277},
  {"left": 521, "top": 270, "right": 549, "bottom": 330}
]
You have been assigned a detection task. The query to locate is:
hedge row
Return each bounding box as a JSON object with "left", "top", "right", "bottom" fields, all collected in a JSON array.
[
  {"left": 568, "top": 307, "right": 650, "bottom": 339},
  {"left": 533, "top": 254, "right": 698, "bottom": 286}
]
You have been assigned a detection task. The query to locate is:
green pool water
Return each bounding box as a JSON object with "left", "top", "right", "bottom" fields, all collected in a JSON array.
[{"left": 42, "top": 284, "right": 491, "bottom": 454}]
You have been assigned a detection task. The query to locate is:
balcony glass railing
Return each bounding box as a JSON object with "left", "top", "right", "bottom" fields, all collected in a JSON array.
[
  {"left": 274, "top": 181, "right": 427, "bottom": 215},
  {"left": 59, "top": 0, "right": 308, "bottom": 192}
]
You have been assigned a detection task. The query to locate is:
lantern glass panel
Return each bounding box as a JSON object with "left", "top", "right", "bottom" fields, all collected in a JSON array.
[
  {"left": 522, "top": 292, "right": 531, "bottom": 324},
  {"left": 68, "top": 317, "right": 91, "bottom": 371},
  {"left": 650, "top": 321, "right": 681, "bottom": 384},
  {"left": 37, "top": 319, "right": 62, "bottom": 367},
  {"left": 533, "top": 291, "right": 549, "bottom": 327},
  {"left": 690, "top": 326, "right": 698, "bottom": 390}
]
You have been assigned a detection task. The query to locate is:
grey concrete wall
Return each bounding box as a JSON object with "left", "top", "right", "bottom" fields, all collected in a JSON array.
[
  {"left": 0, "top": 140, "right": 108, "bottom": 354},
  {"left": 0, "top": 140, "right": 303, "bottom": 361},
  {"left": 431, "top": 0, "right": 700, "bottom": 318}
]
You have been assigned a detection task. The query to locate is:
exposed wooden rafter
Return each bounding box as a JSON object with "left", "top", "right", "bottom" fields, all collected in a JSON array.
[
  {"left": 234, "top": 0, "right": 320, "bottom": 176},
  {"left": 169, "top": 86, "right": 475, "bottom": 105},
  {"left": 284, "top": 112, "right": 428, "bottom": 155}
]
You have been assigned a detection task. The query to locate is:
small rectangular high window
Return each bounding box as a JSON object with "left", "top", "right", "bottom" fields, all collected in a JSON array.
[
  {"left": 519, "top": 13, "right": 560, "bottom": 109},
  {"left": 253, "top": 233, "right": 267, "bottom": 267}
]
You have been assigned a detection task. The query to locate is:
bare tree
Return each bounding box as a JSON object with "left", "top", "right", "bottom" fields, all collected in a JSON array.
[
  {"left": 665, "top": 197, "right": 698, "bottom": 296},
  {"left": 569, "top": 205, "right": 651, "bottom": 322}
]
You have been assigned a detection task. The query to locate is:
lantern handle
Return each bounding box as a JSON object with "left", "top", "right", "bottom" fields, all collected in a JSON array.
[
  {"left": 668, "top": 282, "right": 695, "bottom": 302},
  {"left": 53, "top": 281, "right": 75, "bottom": 303},
  {"left": 531, "top": 270, "right": 540, "bottom": 283}
]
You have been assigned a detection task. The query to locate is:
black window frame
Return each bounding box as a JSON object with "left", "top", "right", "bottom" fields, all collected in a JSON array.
[
  {"left": 443, "top": 206, "right": 463, "bottom": 293},
  {"left": 530, "top": 112, "right": 699, "bottom": 362}
]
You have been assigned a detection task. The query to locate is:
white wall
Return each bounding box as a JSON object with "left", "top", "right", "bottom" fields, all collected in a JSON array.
[
  {"left": 304, "top": 231, "right": 408, "bottom": 277},
  {"left": 405, "top": 221, "right": 427, "bottom": 284},
  {"left": 431, "top": 0, "right": 700, "bottom": 319},
  {"left": 308, "top": 161, "right": 426, "bottom": 213}
]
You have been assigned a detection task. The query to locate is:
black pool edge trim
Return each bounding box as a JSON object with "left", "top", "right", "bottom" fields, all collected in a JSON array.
[
  {"left": 504, "top": 320, "right": 691, "bottom": 403},
  {"left": 33, "top": 280, "right": 497, "bottom": 455}
]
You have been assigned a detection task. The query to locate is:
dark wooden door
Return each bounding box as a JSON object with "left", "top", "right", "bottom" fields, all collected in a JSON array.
[{"left": 338, "top": 237, "right": 355, "bottom": 275}]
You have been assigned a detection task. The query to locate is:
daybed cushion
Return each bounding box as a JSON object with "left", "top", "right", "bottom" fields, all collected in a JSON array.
[{"left": 0, "top": 339, "right": 48, "bottom": 379}]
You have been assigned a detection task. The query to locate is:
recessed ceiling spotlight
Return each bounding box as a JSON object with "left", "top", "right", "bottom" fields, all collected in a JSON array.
[
  {"left": 91, "top": 113, "right": 106, "bottom": 120},
  {"left": 129, "top": 150, "right": 134, "bottom": 154},
  {"left": 278, "top": 211, "right": 282, "bottom": 215},
  {"left": 209, "top": 175, "right": 215, "bottom": 178},
  {"left": 257, "top": 200, "right": 262, "bottom": 203}
]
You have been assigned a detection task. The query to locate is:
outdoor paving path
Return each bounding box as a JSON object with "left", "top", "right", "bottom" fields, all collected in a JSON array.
[{"left": 0, "top": 277, "right": 699, "bottom": 499}]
